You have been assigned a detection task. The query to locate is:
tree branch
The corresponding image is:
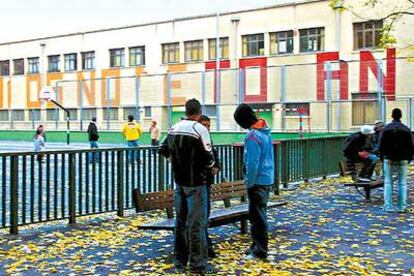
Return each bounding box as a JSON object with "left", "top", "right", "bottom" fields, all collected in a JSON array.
[{"left": 382, "top": 11, "right": 414, "bottom": 20}]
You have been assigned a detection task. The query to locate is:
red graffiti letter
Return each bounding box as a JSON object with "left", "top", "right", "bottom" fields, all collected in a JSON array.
[
  {"left": 360, "top": 48, "right": 396, "bottom": 100},
  {"left": 316, "top": 52, "right": 348, "bottom": 101}
]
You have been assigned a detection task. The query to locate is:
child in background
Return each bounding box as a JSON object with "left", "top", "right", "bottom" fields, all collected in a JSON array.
[{"left": 34, "top": 129, "right": 45, "bottom": 162}]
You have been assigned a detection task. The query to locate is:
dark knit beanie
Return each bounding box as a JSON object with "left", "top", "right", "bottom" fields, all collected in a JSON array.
[
  {"left": 233, "top": 104, "right": 258, "bottom": 129},
  {"left": 391, "top": 108, "right": 402, "bottom": 120}
]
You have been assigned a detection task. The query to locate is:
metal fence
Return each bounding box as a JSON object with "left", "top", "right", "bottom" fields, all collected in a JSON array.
[
  {"left": 0, "top": 135, "right": 347, "bottom": 234},
  {"left": 1, "top": 57, "right": 413, "bottom": 132}
]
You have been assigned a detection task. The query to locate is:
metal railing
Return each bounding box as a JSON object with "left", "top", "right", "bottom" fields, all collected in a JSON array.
[{"left": 0, "top": 136, "right": 347, "bottom": 234}]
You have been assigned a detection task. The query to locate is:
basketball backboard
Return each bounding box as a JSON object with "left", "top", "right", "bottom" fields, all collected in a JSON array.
[{"left": 39, "top": 86, "right": 54, "bottom": 101}]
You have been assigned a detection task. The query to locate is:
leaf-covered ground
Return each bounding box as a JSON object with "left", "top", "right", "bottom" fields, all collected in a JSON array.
[{"left": 1, "top": 171, "right": 413, "bottom": 275}]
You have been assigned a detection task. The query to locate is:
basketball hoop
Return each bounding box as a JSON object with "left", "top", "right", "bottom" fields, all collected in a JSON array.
[{"left": 39, "top": 86, "right": 54, "bottom": 102}]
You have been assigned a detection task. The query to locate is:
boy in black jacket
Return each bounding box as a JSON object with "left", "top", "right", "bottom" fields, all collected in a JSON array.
[
  {"left": 87, "top": 117, "right": 100, "bottom": 163},
  {"left": 379, "top": 108, "right": 414, "bottom": 212}
]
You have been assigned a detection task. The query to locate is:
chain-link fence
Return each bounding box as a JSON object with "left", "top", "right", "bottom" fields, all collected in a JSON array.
[{"left": 1, "top": 57, "right": 413, "bottom": 132}]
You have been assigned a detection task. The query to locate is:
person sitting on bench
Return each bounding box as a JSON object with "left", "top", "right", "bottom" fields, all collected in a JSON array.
[{"left": 343, "top": 125, "right": 378, "bottom": 182}]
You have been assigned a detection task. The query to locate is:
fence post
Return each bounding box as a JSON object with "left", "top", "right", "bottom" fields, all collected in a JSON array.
[
  {"left": 55, "top": 81, "right": 59, "bottom": 129},
  {"left": 135, "top": 76, "right": 141, "bottom": 121},
  {"left": 201, "top": 71, "right": 206, "bottom": 115},
  {"left": 167, "top": 73, "right": 172, "bottom": 128},
  {"left": 117, "top": 150, "right": 124, "bottom": 217},
  {"left": 68, "top": 153, "right": 76, "bottom": 224},
  {"left": 280, "top": 65, "right": 286, "bottom": 132},
  {"left": 106, "top": 77, "right": 110, "bottom": 130},
  {"left": 215, "top": 68, "right": 221, "bottom": 131},
  {"left": 273, "top": 141, "right": 280, "bottom": 195},
  {"left": 326, "top": 62, "right": 332, "bottom": 132},
  {"left": 10, "top": 156, "right": 19, "bottom": 235},
  {"left": 281, "top": 141, "right": 288, "bottom": 188},
  {"left": 79, "top": 80, "right": 84, "bottom": 131}
]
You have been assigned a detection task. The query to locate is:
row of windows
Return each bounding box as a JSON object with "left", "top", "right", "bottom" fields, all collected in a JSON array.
[
  {"left": 0, "top": 107, "right": 153, "bottom": 122},
  {"left": 0, "top": 21, "right": 382, "bottom": 76}
]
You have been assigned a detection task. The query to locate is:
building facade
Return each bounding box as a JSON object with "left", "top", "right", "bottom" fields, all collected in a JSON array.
[{"left": 0, "top": 0, "right": 413, "bottom": 131}]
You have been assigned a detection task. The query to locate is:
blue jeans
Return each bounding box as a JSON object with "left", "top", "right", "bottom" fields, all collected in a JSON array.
[
  {"left": 174, "top": 184, "right": 208, "bottom": 271},
  {"left": 247, "top": 185, "right": 271, "bottom": 258},
  {"left": 383, "top": 159, "right": 409, "bottom": 212},
  {"left": 127, "top": 140, "right": 140, "bottom": 162},
  {"left": 88, "top": 141, "right": 99, "bottom": 163}
]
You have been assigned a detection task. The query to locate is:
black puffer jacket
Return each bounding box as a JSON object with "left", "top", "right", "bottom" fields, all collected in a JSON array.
[
  {"left": 159, "top": 119, "right": 215, "bottom": 187},
  {"left": 379, "top": 120, "right": 414, "bottom": 162},
  {"left": 87, "top": 122, "right": 99, "bottom": 142},
  {"left": 343, "top": 132, "right": 371, "bottom": 160}
]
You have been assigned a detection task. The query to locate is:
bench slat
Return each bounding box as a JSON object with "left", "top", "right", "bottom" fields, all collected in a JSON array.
[{"left": 137, "top": 201, "right": 288, "bottom": 231}]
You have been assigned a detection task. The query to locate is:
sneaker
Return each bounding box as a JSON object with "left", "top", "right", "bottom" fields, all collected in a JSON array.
[
  {"left": 357, "top": 177, "right": 371, "bottom": 183},
  {"left": 244, "top": 253, "right": 268, "bottom": 261},
  {"left": 189, "top": 264, "right": 217, "bottom": 275},
  {"left": 173, "top": 260, "right": 186, "bottom": 272},
  {"left": 208, "top": 248, "right": 217, "bottom": 258}
]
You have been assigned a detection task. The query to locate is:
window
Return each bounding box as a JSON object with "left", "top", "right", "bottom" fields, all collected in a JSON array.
[
  {"left": 129, "top": 46, "right": 145, "bottom": 66},
  {"left": 0, "top": 110, "right": 9, "bottom": 121},
  {"left": 208, "top": 37, "right": 229, "bottom": 60},
  {"left": 270, "top": 31, "right": 294, "bottom": 54},
  {"left": 11, "top": 110, "right": 25, "bottom": 121},
  {"left": 352, "top": 93, "right": 380, "bottom": 125},
  {"left": 64, "top": 109, "right": 78, "bottom": 121},
  {"left": 299, "top": 28, "right": 325, "bottom": 52},
  {"left": 28, "top": 57, "right": 39, "bottom": 74},
  {"left": 48, "top": 55, "right": 60, "bottom": 72},
  {"left": 204, "top": 105, "right": 217, "bottom": 117},
  {"left": 64, "top": 53, "right": 77, "bottom": 71},
  {"left": 144, "top": 106, "right": 152, "bottom": 118},
  {"left": 285, "top": 103, "right": 310, "bottom": 116},
  {"left": 123, "top": 107, "right": 139, "bottom": 120},
  {"left": 0, "top": 60, "right": 10, "bottom": 76},
  {"left": 109, "top": 48, "right": 125, "bottom": 68},
  {"left": 103, "top": 107, "right": 119, "bottom": 121},
  {"left": 242, "top": 34, "right": 265, "bottom": 57},
  {"left": 184, "top": 40, "right": 203, "bottom": 62},
  {"left": 13, "top": 59, "right": 24, "bottom": 75},
  {"left": 162, "top": 43, "right": 180, "bottom": 64},
  {"left": 354, "top": 21, "right": 383, "bottom": 49},
  {"left": 81, "top": 108, "right": 97, "bottom": 121},
  {"left": 28, "top": 109, "right": 41, "bottom": 121},
  {"left": 46, "top": 109, "right": 59, "bottom": 121},
  {"left": 82, "top": 51, "right": 95, "bottom": 70}
]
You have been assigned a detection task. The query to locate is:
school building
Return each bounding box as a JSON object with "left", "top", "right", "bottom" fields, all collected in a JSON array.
[{"left": 0, "top": 0, "right": 413, "bottom": 132}]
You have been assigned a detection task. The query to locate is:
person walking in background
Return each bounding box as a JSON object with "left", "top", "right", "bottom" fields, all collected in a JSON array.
[
  {"left": 342, "top": 125, "right": 378, "bottom": 182},
  {"left": 34, "top": 129, "right": 45, "bottom": 163},
  {"left": 34, "top": 124, "right": 46, "bottom": 142},
  {"left": 379, "top": 108, "right": 414, "bottom": 213},
  {"left": 160, "top": 99, "right": 216, "bottom": 274},
  {"left": 122, "top": 115, "right": 143, "bottom": 163},
  {"left": 233, "top": 103, "right": 274, "bottom": 260},
  {"left": 199, "top": 114, "right": 220, "bottom": 258},
  {"left": 87, "top": 117, "right": 100, "bottom": 163},
  {"left": 149, "top": 120, "right": 161, "bottom": 146}
]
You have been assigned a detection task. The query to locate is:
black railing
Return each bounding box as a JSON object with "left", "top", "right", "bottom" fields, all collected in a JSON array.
[{"left": 0, "top": 136, "right": 347, "bottom": 235}]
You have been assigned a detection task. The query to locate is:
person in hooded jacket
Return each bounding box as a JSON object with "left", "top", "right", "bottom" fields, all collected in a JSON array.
[
  {"left": 87, "top": 117, "right": 100, "bottom": 163},
  {"left": 233, "top": 104, "right": 274, "bottom": 260},
  {"left": 343, "top": 125, "right": 377, "bottom": 182}
]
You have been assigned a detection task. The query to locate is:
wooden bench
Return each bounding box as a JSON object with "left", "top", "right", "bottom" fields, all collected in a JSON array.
[
  {"left": 132, "top": 181, "right": 287, "bottom": 232},
  {"left": 339, "top": 160, "right": 384, "bottom": 199},
  {"left": 344, "top": 178, "right": 384, "bottom": 200}
]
